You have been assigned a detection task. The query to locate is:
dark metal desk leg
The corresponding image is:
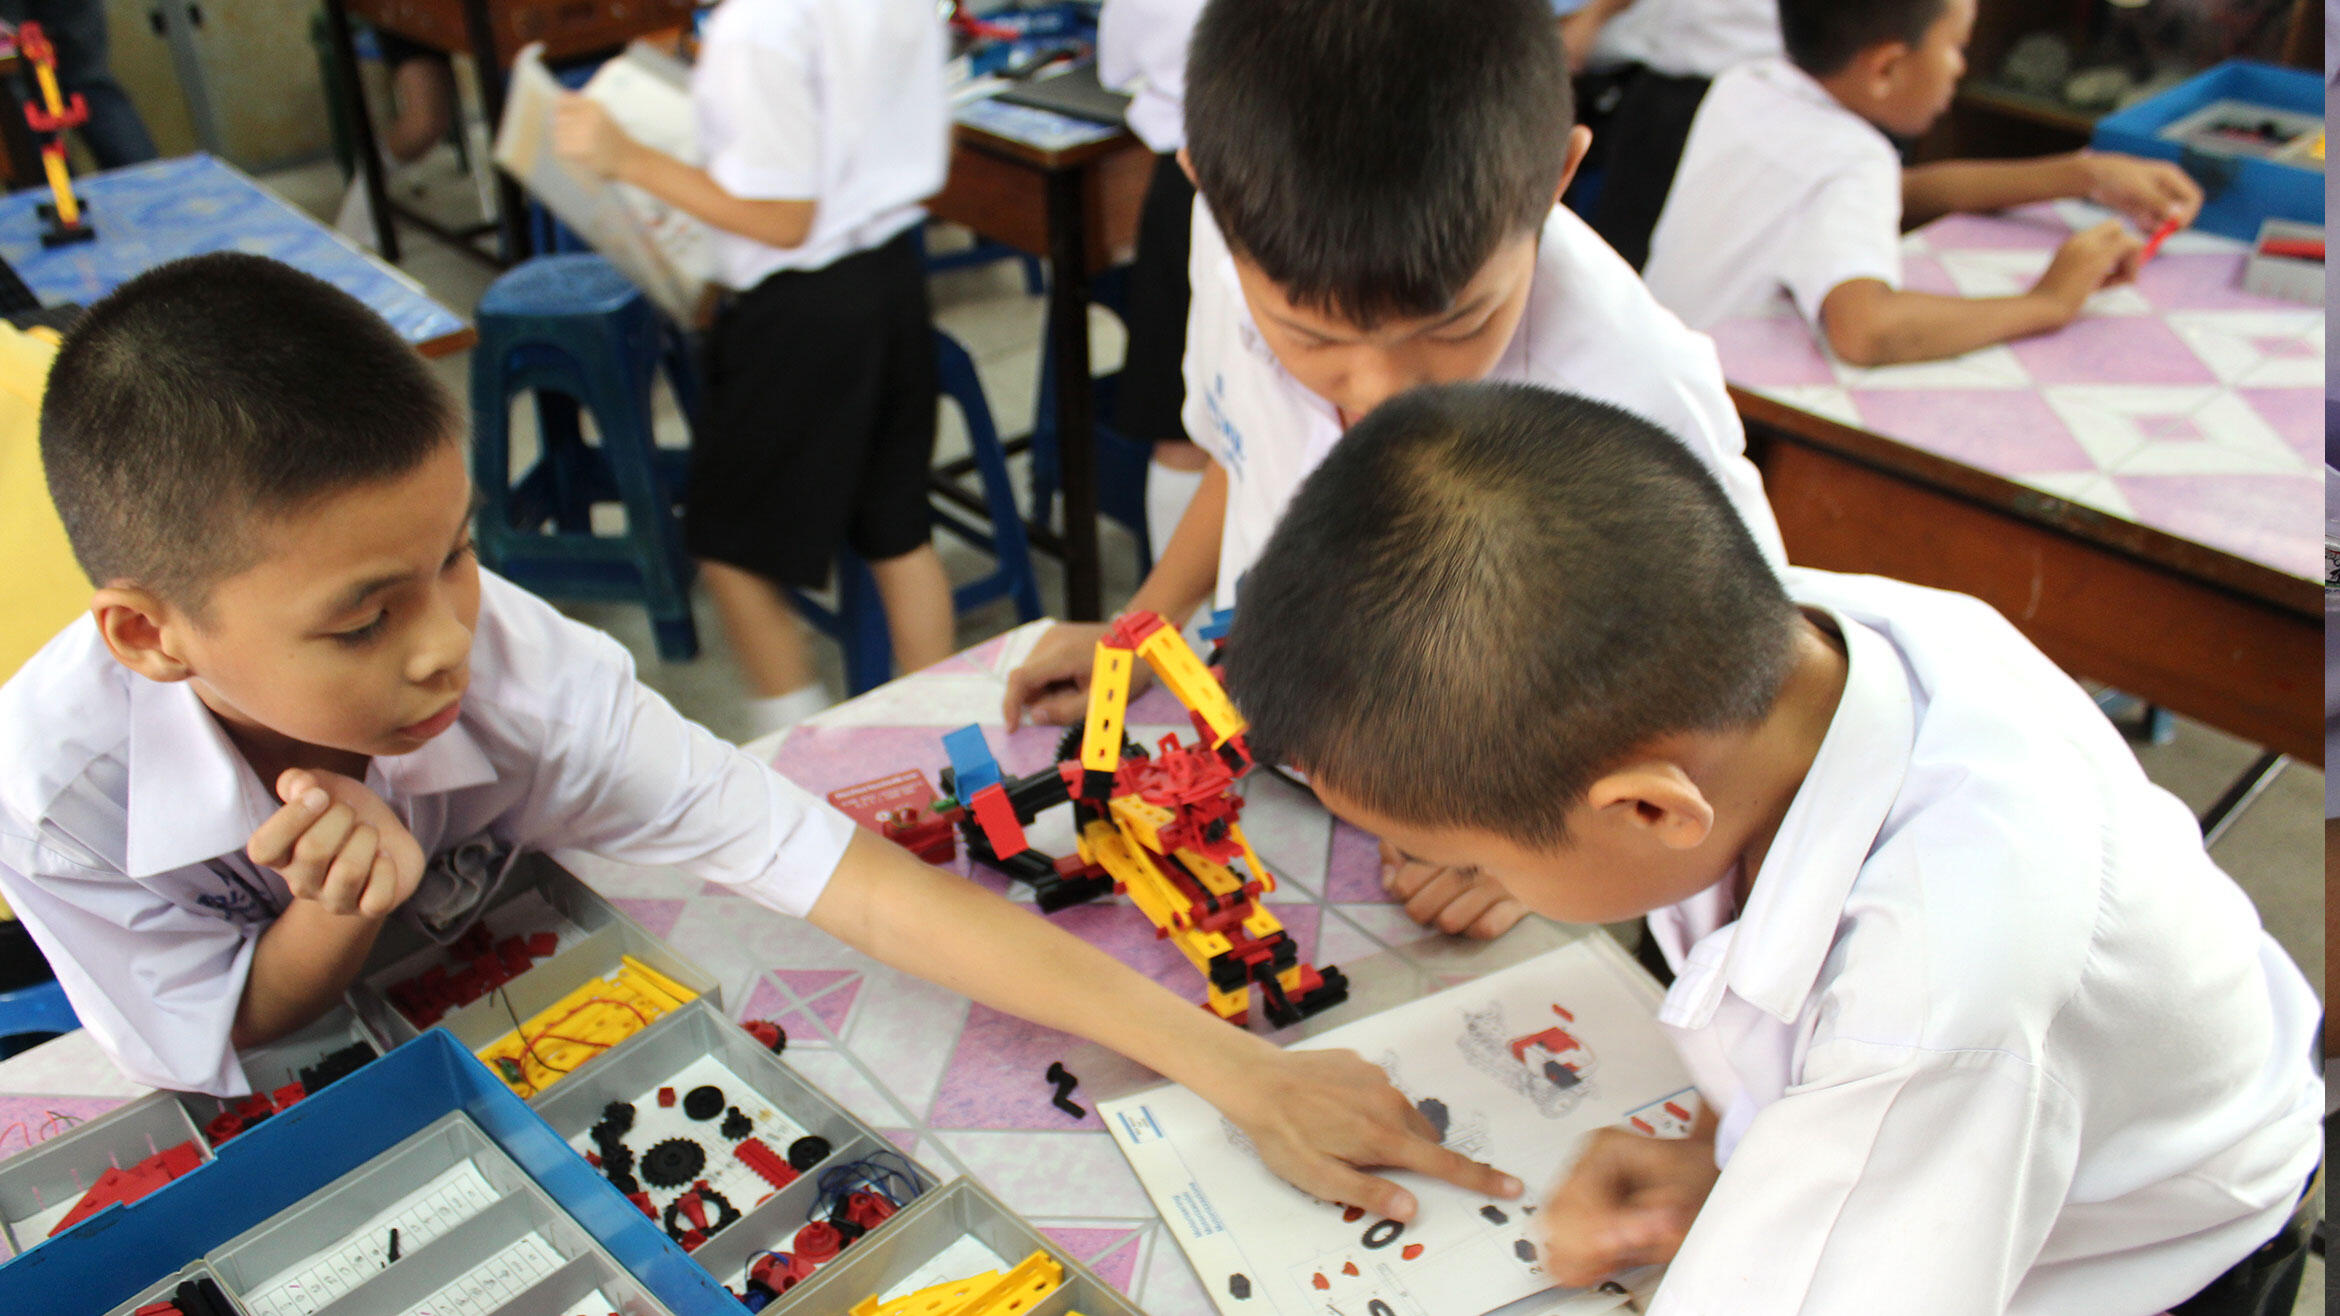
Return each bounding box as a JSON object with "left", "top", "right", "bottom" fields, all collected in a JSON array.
[
  {"left": 325, "top": 0, "right": 398, "bottom": 261},
  {"left": 458, "top": 0, "right": 530, "bottom": 262},
  {"left": 1043, "top": 164, "right": 1101, "bottom": 621},
  {"left": 2198, "top": 751, "right": 2285, "bottom": 847}
]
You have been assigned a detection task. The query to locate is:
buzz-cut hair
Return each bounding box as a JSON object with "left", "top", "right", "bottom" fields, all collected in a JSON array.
[
  {"left": 1779, "top": 0, "right": 1950, "bottom": 78},
  {"left": 1184, "top": 0, "right": 1575, "bottom": 329},
  {"left": 1222, "top": 383, "right": 1800, "bottom": 848},
  {"left": 40, "top": 252, "right": 459, "bottom": 613}
]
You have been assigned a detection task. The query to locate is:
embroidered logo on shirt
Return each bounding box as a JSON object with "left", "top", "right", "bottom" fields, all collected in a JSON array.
[
  {"left": 194, "top": 859, "right": 282, "bottom": 926},
  {"left": 1203, "top": 373, "right": 1245, "bottom": 477}
]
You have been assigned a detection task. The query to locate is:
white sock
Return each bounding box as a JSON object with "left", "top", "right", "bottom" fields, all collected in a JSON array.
[
  {"left": 743, "top": 682, "right": 830, "bottom": 738},
  {"left": 1146, "top": 460, "right": 1207, "bottom": 565}
]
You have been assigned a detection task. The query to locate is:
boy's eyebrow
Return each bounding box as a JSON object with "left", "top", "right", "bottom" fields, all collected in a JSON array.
[
  {"left": 323, "top": 511, "right": 476, "bottom": 617},
  {"left": 1269, "top": 291, "right": 1496, "bottom": 340}
]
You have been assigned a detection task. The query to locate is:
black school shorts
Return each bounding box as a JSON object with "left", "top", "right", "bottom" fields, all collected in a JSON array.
[
  {"left": 1113, "top": 151, "right": 1196, "bottom": 443},
  {"left": 686, "top": 228, "right": 938, "bottom": 589}
]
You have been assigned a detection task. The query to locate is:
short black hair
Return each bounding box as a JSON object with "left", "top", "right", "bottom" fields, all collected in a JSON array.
[
  {"left": 1184, "top": 0, "right": 1574, "bottom": 328},
  {"left": 1222, "top": 384, "right": 1799, "bottom": 848},
  {"left": 41, "top": 252, "right": 459, "bottom": 611},
  {"left": 1779, "top": 0, "right": 1950, "bottom": 77}
]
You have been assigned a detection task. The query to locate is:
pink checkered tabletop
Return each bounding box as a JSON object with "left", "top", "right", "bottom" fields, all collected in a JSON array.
[
  {"left": 1708, "top": 201, "right": 2323, "bottom": 583},
  {"left": 0, "top": 623, "right": 1597, "bottom": 1312}
]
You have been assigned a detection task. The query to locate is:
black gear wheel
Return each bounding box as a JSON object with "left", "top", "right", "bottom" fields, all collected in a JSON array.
[
  {"left": 663, "top": 1183, "right": 741, "bottom": 1241},
  {"left": 640, "top": 1137, "right": 707, "bottom": 1188}
]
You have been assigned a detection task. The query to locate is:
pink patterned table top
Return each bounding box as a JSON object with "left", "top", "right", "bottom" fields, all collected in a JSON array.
[
  {"left": 1710, "top": 201, "right": 2324, "bottom": 583},
  {"left": 0, "top": 625, "right": 1584, "bottom": 1312}
]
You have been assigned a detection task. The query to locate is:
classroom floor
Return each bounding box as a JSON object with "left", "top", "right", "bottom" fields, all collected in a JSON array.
[{"left": 262, "top": 153, "right": 2325, "bottom": 1311}]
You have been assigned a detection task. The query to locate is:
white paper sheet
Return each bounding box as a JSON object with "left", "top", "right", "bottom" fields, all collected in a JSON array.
[{"left": 1102, "top": 937, "right": 1698, "bottom": 1316}]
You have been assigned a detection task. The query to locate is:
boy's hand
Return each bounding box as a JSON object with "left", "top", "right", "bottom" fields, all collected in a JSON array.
[
  {"left": 2080, "top": 152, "right": 2203, "bottom": 231},
  {"left": 1381, "top": 841, "right": 1527, "bottom": 940},
  {"left": 2032, "top": 220, "right": 2143, "bottom": 316},
  {"left": 247, "top": 770, "right": 426, "bottom": 919},
  {"left": 552, "top": 95, "right": 636, "bottom": 181},
  {"left": 1004, "top": 621, "right": 1154, "bottom": 728},
  {"left": 1220, "top": 1047, "right": 1524, "bottom": 1221},
  {"left": 1537, "top": 1124, "right": 1721, "bottom": 1288}
]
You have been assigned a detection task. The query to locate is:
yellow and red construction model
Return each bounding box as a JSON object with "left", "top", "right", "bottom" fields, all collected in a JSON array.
[
  {"left": 846, "top": 612, "right": 1347, "bottom": 1029},
  {"left": 14, "top": 22, "right": 94, "bottom": 247}
]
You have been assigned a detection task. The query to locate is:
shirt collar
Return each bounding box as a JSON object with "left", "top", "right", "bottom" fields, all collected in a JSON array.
[
  {"left": 1662, "top": 607, "right": 1916, "bottom": 1028},
  {"left": 123, "top": 679, "right": 497, "bottom": 878}
]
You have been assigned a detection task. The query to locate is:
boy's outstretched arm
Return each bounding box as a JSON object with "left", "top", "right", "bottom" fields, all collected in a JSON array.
[
  {"left": 551, "top": 96, "right": 816, "bottom": 250},
  {"left": 807, "top": 828, "right": 1523, "bottom": 1220},
  {"left": 1901, "top": 151, "right": 2202, "bottom": 230},
  {"left": 1817, "top": 220, "right": 2141, "bottom": 367},
  {"left": 1003, "top": 459, "right": 1229, "bottom": 728}
]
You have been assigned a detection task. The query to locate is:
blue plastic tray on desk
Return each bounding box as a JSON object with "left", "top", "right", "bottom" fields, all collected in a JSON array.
[
  {"left": 0, "top": 1030, "right": 739, "bottom": 1316},
  {"left": 2090, "top": 60, "right": 2324, "bottom": 241}
]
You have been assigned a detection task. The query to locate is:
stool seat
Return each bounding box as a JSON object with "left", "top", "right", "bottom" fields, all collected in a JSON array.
[
  {"left": 470, "top": 254, "right": 701, "bottom": 661},
  {"left": 477, "top": 253, "right": 645, "bottom": 319}
]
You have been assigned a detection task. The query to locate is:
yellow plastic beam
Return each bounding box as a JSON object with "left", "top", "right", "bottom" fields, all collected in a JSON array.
[
  {"left": 1080, "top": 643, "right": 1136, "bottom": 774},
  {"left": 854, "top": 1272, "right": 996, "bottom": 1316},
  {"left": 955, "top": 1250, "right": 1063, "bottom": 1316},
  {"left": 1133, "top": 626, "right": 1245, "bottom": 748}
]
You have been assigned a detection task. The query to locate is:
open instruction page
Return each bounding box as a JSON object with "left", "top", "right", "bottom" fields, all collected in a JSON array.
[{"left": 1102, "top": 937, "right": 1698, "bottom": 1316}]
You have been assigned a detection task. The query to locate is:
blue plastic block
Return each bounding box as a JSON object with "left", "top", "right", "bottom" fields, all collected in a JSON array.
[
  {"left": 2091, "top": 61, "right": 2323, "bottom": 241},
  {"left": 0, "top": 1033, "right": 737, "bottom": 1315},
  {"left": 1196, "top": 608, "right": 1237, "bottom": 644},
  {"left": 944, "top": 725, "right": 1005, "bottom": 797}
]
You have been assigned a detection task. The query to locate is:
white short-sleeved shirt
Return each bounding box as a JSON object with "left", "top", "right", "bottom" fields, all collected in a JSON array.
[
  {"left": 1585, "top": 0, "right": 1783, "bottom": 79},
  {"left": 1643, "top": 569, "right": 2323, "bottom": 1316},
  {"left": 1643, "top": 57, "right": 1905, "bottom": 331},
  {"left": 1097, "top": 0, "right": 1204, "bottom": 154},
  {"left": 693, "top": 0, "right": 948, "bottom": 286},
  {"left": 0, "top": 572, "right": 857, "bottom": 1096},
  {"left": 1181, "top": 201, "right": 1785, "bottom": 608}
]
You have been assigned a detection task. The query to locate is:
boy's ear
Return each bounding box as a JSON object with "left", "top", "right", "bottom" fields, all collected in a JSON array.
[
  {"left": 1583, "top": 760, "right": 1714, "bottom": 851},
  {"left": 1847, "top": 40, "right": 1913, "bottom": 103},
  {"left": 1551, "top": 124, "right": 1595, "bottom": 206},
  {"left": 1176, "top": 146, "right": 1196, "bottom": 188},
  {"left": 91, "top": 586, "right": 194, "bottom": 683}
]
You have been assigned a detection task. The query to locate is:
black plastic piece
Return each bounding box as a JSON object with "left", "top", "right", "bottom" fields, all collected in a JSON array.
[
  {"left": 1362, "top": 1218, "right": 1404, "bottom": 1249},
  {"left": 1227, "top": 1274, "right": 1253, "bottom": 1300},
  {"left": 720, "top": 1107, "right": 754, "bottom": 1140},
  {"left": 787, "top": 1135, "right": 832, "bottom": 1171},
  {"left": 1480, "top": 1204, "right": 1508, "bottom": 1225},
  {"left": 683, "top": 1085, "right": 725, "bottom": 1120},
  {"left": 641, "top": 1137, "right": 707, "bottom": 1188}
]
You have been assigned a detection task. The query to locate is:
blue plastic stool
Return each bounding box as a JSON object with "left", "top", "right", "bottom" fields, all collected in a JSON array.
[
  {"left": 0, "top": 979, "right": 78, "bottom": 1057},
  {"left": 919, "top": 222, "right": 1046, "bottom": 296},
  {"left": 792, "top": 330, "right": 1044, "bottom": 694},
  {"left": 1024, "top": 266, "right": 1157, "bottom": 576},
  {"left": 471, "top": 254, "right": 702, "bottom": 661}
]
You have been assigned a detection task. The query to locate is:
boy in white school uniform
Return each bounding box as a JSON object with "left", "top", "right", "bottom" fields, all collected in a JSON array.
[
  {"left": 553, "top": 0, "right": 955, "bottom": 734},
  {"left": 1007, "top": 0, "right": 1780, "bottom": 686},
  {"left": 0, "top": 256, "right": 1520, "bottom": 1227},
  {"left": 1096, "top": 0, "right": 1211, "bottom": 561},
  {"left": 1563, "top": 0, "right": 1784, "bottom": 267},
  {"left": 1223, "top": 381, "right": 2323, "bottom": 1316},
  {"left": 1643, "top": 0, "right": 2204, "bottom": 365}
]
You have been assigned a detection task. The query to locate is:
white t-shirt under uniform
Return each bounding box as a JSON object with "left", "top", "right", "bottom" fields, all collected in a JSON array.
[
  {"left": 693, "top": 0, "right": 949, "bottom": 287},
  {"left": 1181, "top": 201, "right": 1786, "bottom": 608},
  {"left": 1097, "top": 0, "right": 1205, "bottom": 154},
  {"left": 0, "top": 573, "right": 857, "bottom": 1096},
  {"left": 1644, "top": 569, "right": 2323, "bottom": 1316},
  {"left": 1644, "top": 56, "right": 1905, "bottom": 331},
  {"left": 1586, "top": 0, "right": 1782, "bottom": 79}
]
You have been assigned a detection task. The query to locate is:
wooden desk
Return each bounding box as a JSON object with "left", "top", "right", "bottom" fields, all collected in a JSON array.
[
  {"left": 927, "top": 102, "right": 1153, "bottom": 621},
  {"left": 1716, "top": 203, "right": 2322, "bottom": 771},
  {"left": 321, "top": 0, "right": 692, "bottom": 264}
]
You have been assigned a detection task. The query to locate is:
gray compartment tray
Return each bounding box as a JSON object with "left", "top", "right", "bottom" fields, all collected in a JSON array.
[{"left": 0, "top": 1091, "right": 210, "bottom": 1255}]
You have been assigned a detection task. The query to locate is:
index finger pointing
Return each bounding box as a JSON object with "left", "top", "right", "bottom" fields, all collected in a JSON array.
[{"left": 1384, "top": 1133, "right": 1525, "bottom": 1202}]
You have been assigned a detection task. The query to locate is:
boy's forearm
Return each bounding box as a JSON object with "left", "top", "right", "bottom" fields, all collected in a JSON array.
[
  {"left": 1821, "top": 281, "right": 2072, "bottom": 367},
  {"left": 230, "top": 901, "right": 386, "bottom": 1050},
  {"left": 613, "top": 143, "right": 817, "bottom": 249},
  {"left": 809, "top": 832, "right": 1277, "bottom": 1105},
  {"left": 1901, "top": 153, "right": 2089, "bottom": 228},
  {"left": 1124, "top": 459, "right": 1228, "bottom": 627}
]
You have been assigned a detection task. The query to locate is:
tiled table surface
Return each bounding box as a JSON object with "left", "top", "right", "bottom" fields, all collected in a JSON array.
[
  {"left": 0, "top": 153, "right": 471, "bottom": 354},
  {"left": 0, "top": 623, "right": 1585, "bottom": 1313},
  {"left": 1710, "top": 200, "right": 2324, "bottom": 583}
]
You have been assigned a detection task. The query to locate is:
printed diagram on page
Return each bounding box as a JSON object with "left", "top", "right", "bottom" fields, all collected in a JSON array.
[{"left": 1104, "top": 939, "right": 1701, "bottom": 1316}]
